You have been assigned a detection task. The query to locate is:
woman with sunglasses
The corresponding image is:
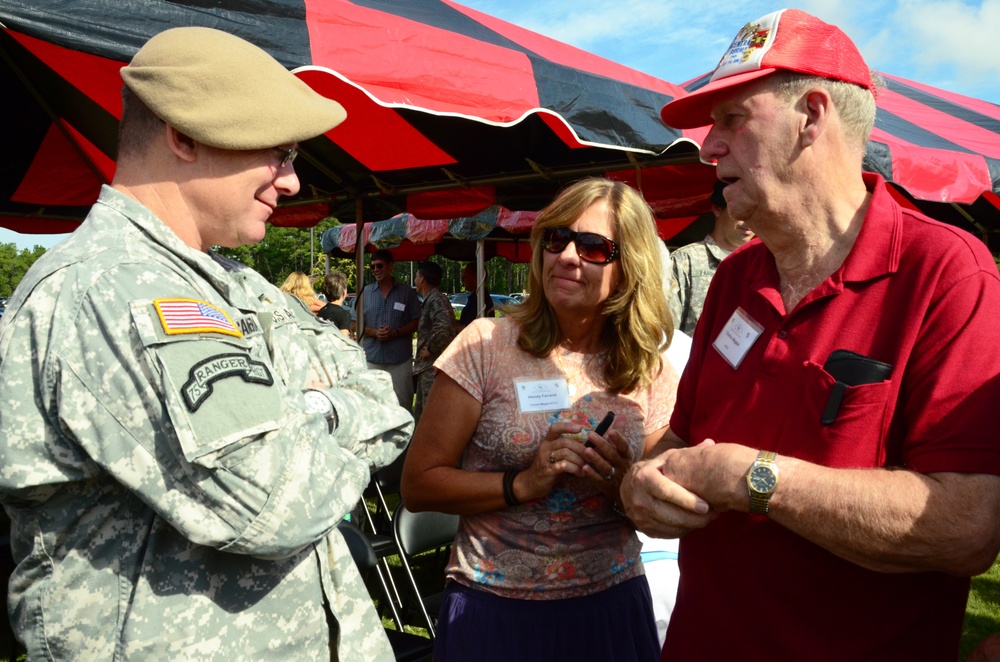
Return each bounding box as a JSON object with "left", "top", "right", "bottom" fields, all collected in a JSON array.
[{"left": 401, "top": 178, "right": 678, "bottom": 662}]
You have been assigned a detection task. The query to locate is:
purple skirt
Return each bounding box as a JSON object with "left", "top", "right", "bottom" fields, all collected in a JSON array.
[{"left": 434, "top": 576, "right": 660, "bottom": 662}]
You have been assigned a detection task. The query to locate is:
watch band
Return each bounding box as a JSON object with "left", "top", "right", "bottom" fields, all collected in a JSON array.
[
  {"left": 748, "top": 450, "right": 778, "bottom": 515},
  {"left": 749, "top": 490, "right": 772, "bottom": 515}
]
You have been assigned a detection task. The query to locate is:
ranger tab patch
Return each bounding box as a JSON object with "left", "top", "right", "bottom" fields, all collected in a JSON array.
[
  {"left": 182, "top": 353, "right": 274, "bottom": 412},
  {"left": 154, "top": 298, "right": 242, "bottom": 337}
]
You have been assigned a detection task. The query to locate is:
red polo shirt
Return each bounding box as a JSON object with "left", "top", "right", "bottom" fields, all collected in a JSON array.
[{"left": 664, "top": 174, "right": 1000, "bottom": 661}]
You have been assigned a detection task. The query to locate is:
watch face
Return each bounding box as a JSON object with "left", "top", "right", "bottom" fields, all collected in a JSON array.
[
  {"left": 303, "top": 389, "right": 333, "bottom": 415},
  {"left": 749, "top": 466, "right": 777, "bottom": 493}
]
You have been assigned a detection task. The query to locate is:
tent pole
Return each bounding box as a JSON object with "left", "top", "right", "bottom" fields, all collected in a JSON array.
[
  {"left": 355, "top": 197, "right": 365, "bottom": 336},
  {"left": 476, "top": 241, "right": 485, "bottom": 318}
]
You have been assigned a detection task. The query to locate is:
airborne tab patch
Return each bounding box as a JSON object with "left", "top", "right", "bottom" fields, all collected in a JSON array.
[{"left": 154, "top": 298, "right": 242, "bottom": 337}]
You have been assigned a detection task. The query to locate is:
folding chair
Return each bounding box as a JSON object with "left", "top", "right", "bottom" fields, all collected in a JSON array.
[
  {"left": 365, "top": 448, "right": 408, "bottom": 533},
  {"left": 353, "top": 449, "right": 411, "bottom": 627},
  {"left": 392, "top": 504, "right": 460, "bottom": 638},
  {"left": 337, "top": 521, "right": 433, "bottom": 662}
]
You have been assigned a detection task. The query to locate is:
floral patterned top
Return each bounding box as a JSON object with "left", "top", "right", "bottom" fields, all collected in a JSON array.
[{"left": 435, "top": 317, "right": 679, "bottom": 600}]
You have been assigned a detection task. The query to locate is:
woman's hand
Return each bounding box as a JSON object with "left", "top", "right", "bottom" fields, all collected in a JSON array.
[
  {"left": 516, "top": 420, "right": 591, "bottom": 502},
  {"left": 581, "top": 429, "right": 631, "bottom": 501}
]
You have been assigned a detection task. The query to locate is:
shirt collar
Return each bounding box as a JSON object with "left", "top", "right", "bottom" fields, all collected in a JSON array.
[{"left": 839, "top": 173, "right": 903, "bottom": 284}]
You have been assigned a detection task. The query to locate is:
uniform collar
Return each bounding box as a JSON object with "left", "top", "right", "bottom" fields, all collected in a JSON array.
[{"left": 703, "top": 234, "right": 732, "bottom": 262}]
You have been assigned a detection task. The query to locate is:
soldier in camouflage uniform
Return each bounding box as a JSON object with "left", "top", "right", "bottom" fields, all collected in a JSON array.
[
  {"left": 0, "top": 27, "right": 412, "bottom": 661},
  {"left": 412, "top": 261, "right": 457, "bottom": 422},
  {"left": 667, "top": 180, "right": 755, "bottom": 335}
]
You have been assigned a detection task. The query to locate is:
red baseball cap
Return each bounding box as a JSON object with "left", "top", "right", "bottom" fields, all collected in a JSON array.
[{"left": 661, "top": 9, "right": 875, "bottom": 129}]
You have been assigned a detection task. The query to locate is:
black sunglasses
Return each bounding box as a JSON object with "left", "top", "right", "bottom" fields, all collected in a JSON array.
[
  {"left": 371, "top": 262, "right": 388, "bottom": 270},
  {"left": 541, "top": 227, "right": 619, "bottom": 264}
]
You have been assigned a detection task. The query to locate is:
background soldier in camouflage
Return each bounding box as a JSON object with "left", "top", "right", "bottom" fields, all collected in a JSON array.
[
  {"left": 667, "top": 180, "right": 755, "bottom": 335},
  {"left": 0, "top": 27, "right": 412, "bottom": 661},
  {"left": 413, "top": 260, "right": 457, "bottom": 422}
]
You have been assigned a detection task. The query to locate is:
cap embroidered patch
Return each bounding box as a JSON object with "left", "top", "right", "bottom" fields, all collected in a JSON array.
[
  {"left": 712, "top": 13, "right": 780, "bottom": 80},
  {"left": 154, "top": 298, "right": 242, "bottom": 337}
]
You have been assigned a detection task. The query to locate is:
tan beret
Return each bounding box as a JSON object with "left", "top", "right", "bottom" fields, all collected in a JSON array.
[{"left": 121, "top": 26, "right": 346, "bottom": 150}]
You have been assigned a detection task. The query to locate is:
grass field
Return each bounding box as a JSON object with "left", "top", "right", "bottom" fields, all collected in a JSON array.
[{"left": 961, "top": 554, "right": 1000, "bottom": 659}]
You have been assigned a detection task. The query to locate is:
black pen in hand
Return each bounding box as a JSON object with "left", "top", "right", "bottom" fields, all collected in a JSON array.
[{"left": 584, "top": 411, "right": 615, "bottom": 449}]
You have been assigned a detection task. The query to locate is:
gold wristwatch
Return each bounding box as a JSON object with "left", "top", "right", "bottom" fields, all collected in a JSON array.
[{"left": 747, "top": 450, "right": 779, "bottom": 515}]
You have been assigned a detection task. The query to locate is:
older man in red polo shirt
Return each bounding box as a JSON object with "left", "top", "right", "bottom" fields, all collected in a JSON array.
[{"left": 622, "top": 9, "right": 1000, "bottom": 661}]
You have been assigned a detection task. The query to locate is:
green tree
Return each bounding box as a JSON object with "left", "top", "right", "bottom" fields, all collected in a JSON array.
[
  {"left": 0, "top": 243, "right": 48, "bottom": 297},
  {"left": 216, "top": 217, "right": 357, "bottom": 289}
]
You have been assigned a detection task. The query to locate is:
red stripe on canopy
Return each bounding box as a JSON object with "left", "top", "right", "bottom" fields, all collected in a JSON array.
[
  {"left": 303, "top": 1, "right": 541, "bottom": 120},
  {"left": 870, "top": 129, "right": 992, "bottom": 203},
  {"left": 657, "top": 215, "right": 700, "bottom": 241},
  {"left": 296, "top": 69, "right": 456, "bottom": 172},
  {"left": 13, "top": 121, "right": 110, "bottom": 206},
  {"left": 881, "top": 72, "right": 1000, "bottom": 119},
  {"left": 406, "top": 186, "right": 496, "bottom": 217},
  {"left": 877, "top": 88, "right": 1000, "bottom": 159},
  {"left": 9, "top": 31, "right": 123, "bottom": 117}
]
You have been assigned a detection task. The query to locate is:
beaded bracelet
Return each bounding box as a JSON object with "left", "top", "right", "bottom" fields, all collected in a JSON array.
[{"left": 502, "top": 469, "right": 521, "bottom": 507}]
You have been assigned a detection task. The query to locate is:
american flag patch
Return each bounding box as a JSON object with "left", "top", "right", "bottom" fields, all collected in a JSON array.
[{"left": 154, "top": 299, "right": 242, "bottom": 337}]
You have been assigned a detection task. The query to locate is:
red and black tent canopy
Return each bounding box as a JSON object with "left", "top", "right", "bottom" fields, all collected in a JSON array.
[
  {"left": 0, "top": 0, "right": 714, "bottom": 240},
  {"left": 3, "top": 0, "right": 999, "bottom": 250}
]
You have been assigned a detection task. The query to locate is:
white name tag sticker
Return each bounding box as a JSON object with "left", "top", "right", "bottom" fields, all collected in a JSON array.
[
  {"left": 515, "top": 379, "right": 571, "bottom": 413},
  {"left": 712, "top": 307, "right": 764, "bottom": 369},
  {"left": 393, "top": 302, "right": 406, "bottom": 312}
]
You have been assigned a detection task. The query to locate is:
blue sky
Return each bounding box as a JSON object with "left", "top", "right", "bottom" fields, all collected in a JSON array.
[{"left": 5, "top": 0, "right": 998, "bottom": 250}]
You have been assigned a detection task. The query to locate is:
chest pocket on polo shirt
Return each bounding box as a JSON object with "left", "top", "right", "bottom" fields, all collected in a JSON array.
[
  {"left": 131, "top": 299, "right": 283, "bottom": 463},
  {"left": 799, "top": 356, "right": 893, "bottom": 467}
]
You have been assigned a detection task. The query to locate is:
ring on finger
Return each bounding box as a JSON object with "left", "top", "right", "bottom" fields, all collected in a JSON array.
[
  {"left": 549, "top": 451, "right": 556, "bottom": 464},
  {"left": 604, "top": 466, "right": 615, "bottom": 481}
]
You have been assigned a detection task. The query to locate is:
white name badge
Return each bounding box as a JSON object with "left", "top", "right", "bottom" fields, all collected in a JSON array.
[
  {"left": 393, "top": 302, "right": 406, "bottom": 312},
  {"left": 712, "top": 307, "right": 764, "bottom": 369},
  {"left": 515, "top": 379, "right": 571, "bottom": 413}
]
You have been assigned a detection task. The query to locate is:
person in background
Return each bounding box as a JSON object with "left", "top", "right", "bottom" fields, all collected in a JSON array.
[
  {"left": 353, "top": 249, "right": 421, "bottom": 411},
  {"left": 412, "top": 260, "right": 456, "bottom": 422},
  {"left": 667, "top": 179, "right": 754, "bottom": 335},
  {"left": 317, "top": 270, "right": 353, "bottom": 337},
  {"left": 402, "top": 177, "right": 678, "bottom": 662},
  {"left": 0, "top": 26, "right": 412, "bottom": 661},
  {"left": 280, "top": 270, "right": 325, "bottom": 314},
  {"left": 457, "top": 262, "right": 494, "bottom": 328},
  {"left": 622, "top": 9, "right": 1000, "bottom": 661}
]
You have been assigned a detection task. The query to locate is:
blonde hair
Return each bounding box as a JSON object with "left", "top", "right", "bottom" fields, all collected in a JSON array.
[
  {"left": 506, "top": 178, "right": 673, "bottom": 394},
  {"left": 280, "top": 271, "right": 322, "bottom": 307}
]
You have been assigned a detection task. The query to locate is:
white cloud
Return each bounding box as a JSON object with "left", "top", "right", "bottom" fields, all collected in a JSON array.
[{"left": 891, "top": 0, "right": 1000, "bottom": 88}]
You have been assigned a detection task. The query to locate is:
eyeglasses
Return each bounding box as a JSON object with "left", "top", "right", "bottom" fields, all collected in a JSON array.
[
  {"left": 371, "top": 262, "right": 388, "bottom": 270},
  {"left": 541, "top": 227, "right": 619, "bottom": 264},
  {"left": 272, "top": 146, "right": 298, "bottom": 168}
]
